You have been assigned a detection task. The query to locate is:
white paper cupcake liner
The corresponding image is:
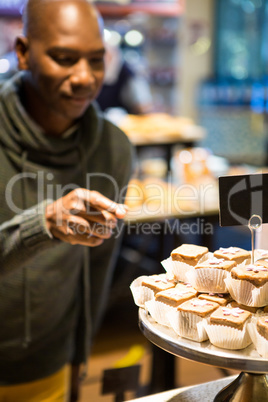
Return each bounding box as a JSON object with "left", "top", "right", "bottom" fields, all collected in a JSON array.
[
  {"left": 160, "top": 256, "right": 192, "bottom": 282},
  {"left": 167, "top": 310, "right": 208, "bottom": 342},
  {"left": 161, "top": 252, "right": 211, "bottom": 283},
  {"left": 145, "top": 299, "right": 176, "bottom": 327},
  {"left": 129, "top": 276, "right": 155, "bottom": 308},
  {"left": 248, "top": 322, "right": 268, "bottom": 358},
  {"left": 204, "top": 321, "right": 252, "bottom": 350},
  {"left": 225, "top": 276, "right": 268, "bottom": 307},
  {"left": 198, "top": 252, "right": 212, "bottom": 263},
  {"left": 253, "top": 249, "right": 268, "bottom": 263},
  {"left": 160, "top": 257, "right": 180, "bottom": 280},
  {"left": 161, "top": 257, "right": 172, "bottom": 272},
  {"left": 186, "top": 268, "right": 230, "bottom": 293}
]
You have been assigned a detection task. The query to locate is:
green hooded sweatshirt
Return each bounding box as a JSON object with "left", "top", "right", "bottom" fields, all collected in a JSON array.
[{"left": 0, "top": 72, "right": 133, "bottom": 384}]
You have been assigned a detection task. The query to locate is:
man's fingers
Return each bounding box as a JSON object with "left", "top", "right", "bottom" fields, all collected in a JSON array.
[
  {"left": 51, "top": 228, "right": 104, "bottom": 247},
  {"left": 75, "top": 189, "right": 127, "bottom": 218},
  {"left": 67, "top": 216, "right": 113, "bottom": 239},
  {"left": 46, "top": 189, "right": 126, "bottom": 247},
  {"left": 113, "top": 204, "right": 128, "bottom": 219},
  {"left": 74, "top": 208, "right": 118, "bottom": 228}
]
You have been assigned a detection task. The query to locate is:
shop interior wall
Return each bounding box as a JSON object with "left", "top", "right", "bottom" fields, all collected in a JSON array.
[{"left": 177, "top": 0, "right": 215, "bottom": 120}]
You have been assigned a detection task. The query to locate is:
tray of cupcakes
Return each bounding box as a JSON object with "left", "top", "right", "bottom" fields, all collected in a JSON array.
[{"left": 130, "top": 244, "right": 268, "bottom": 371}]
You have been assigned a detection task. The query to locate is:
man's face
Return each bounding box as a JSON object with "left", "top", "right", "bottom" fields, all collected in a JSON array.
[{"left": 22, "top": 2, "right": 105, "bottom": 123}]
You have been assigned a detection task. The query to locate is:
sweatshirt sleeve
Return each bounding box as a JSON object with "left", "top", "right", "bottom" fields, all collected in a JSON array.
[{"left": 0, "top": 199, "right": 59, "bottom": 275}]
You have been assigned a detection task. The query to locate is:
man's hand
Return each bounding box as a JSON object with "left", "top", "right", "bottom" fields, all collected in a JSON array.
[{"left": 45, "top": 189, "right": 127, "bottom": 247}]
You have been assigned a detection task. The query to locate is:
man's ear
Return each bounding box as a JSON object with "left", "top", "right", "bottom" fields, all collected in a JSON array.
[{"left": 15, "top": 36, "right": 30, "bottom": 70}]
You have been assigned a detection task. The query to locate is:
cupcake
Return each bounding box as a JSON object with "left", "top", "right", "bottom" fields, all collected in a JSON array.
[
  {"left": 162, "top": 244, "right": 209, "bottom": 282},
  {"left": 229, "top": 301, "right": 259, "bottom": 315},
  {"left": 214, "top": 247, "right": 250, "bottom": 266},
  {"left": 130, "top": 273, "right": 176, "bottom": 308},
  {"left": 145, "top": 283, "right": 197, "bottom": 327},
  {"left": 198, "top": 292, "right": 233, "bottom": 306},
  {"left": 254, "top": 249, "right": 268, "bottom": 262},
  {"left": 257, "top": 317, "right": 268, "bottom": 339},
  {"left": 205, "top": 306, "right": 252, "bottom": 350},
  {"left": 248, "top": 316, "right": 268, "bottom": 358},
  {"left": 187, "top": 257, "right": 236, "bottom": 293},
  {"left": 225, "top": 262, "right": 268, "bottom": 307},
  {"left": 168, "top": 297, "right": 219, "bottom": 342}
]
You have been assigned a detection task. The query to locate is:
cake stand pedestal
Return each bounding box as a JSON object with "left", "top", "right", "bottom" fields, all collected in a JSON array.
[{"left": 139, "top": 308, "right": 268, "bottom": 402}]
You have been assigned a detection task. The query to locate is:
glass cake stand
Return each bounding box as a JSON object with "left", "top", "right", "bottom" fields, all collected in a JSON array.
[{"left": 139, "top": 308, "right": 268, "bottom": 401}]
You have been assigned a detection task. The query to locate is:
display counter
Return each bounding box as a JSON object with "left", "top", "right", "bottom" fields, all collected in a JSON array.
[{"left": 118, "top": 113, "right": 206, "bottom": 146}]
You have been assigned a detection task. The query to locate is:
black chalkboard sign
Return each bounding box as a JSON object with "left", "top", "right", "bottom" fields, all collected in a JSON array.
[{"left": 219, "top": 173, "right": 268, "bottom": 226}]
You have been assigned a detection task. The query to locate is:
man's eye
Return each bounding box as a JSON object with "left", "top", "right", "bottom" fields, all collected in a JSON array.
[
  {"left": 90, "top": 57, "right": 104, "bottom": 64},
  {"left": 90, "top": 57, "right": 104, "bottom": 68},
  {"left": 52, "top": 56, "right": 77, "bottom": 66}
]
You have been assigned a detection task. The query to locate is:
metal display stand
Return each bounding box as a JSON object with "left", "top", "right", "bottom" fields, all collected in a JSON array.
[{"left": 139, "top": 308, "right": 268, "bottom": 401}]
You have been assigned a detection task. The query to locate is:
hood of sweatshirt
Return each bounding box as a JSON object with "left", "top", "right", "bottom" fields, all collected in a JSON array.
[{"left": 0, "top": 71, "right": 103, "bottom": 169}]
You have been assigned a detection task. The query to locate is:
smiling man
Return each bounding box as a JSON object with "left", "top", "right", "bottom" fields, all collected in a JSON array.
[
  {"left": 0, "top": 0, "right": 133, "bottom": 401},
  {"left": 17, "top": 0, "right": 106, "bottom": 135}
]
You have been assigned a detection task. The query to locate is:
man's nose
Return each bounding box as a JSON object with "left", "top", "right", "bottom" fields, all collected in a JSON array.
[{"left": 70, "top": 59, "right": 94, "bottom": 86}]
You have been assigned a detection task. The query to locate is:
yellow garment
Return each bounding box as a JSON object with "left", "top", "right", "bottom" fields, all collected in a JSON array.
[{"left": 0, "top": 365, "right": 70, "bottom": 402}]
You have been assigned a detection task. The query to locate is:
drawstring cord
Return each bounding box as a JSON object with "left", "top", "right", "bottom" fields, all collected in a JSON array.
[
  {"left": 21, "top": 150, "right": 31, "bottom": 348},
  {"left": 79, "top": 247, "right": 90, "bottom": 381},
  {"left": 78, "top": 144, "right": 91, "bottom": 380}
]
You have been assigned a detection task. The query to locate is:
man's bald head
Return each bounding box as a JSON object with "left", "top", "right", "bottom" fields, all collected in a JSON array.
[
  {"left": 16, "top": 0, "right": 106, "bottom": 133},
  {"left": 22, "top": 0, "right": 101, "bottom": 39}
]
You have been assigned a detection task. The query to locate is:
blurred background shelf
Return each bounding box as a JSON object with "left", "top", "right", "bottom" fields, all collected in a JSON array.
[{"left": 96, "top": 1, "right": 185, "bottom": 18}]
